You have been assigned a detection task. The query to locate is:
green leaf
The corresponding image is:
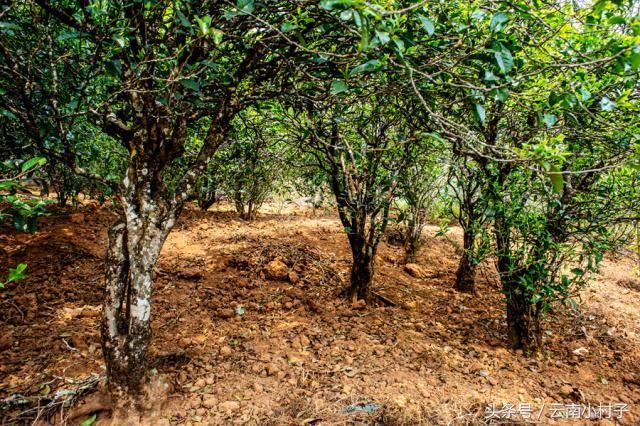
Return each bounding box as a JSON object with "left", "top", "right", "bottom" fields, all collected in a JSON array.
[
  {"left": 494, "top": 45, "right": 513, "bottom": 74},
  {"left": 237, "top": 0, "right": 255, "bottom": 14},
  {"left": 630, "top": 52, "right": 640, "bottom": 70},
  {"left": 320, "top": 0, "right": 354, "bottom": 10},
  {"left": 330, "top": 80, "right": 348, "bottom": 95},
  {"left": 194, "top": 15, "right": 211, "bottom": 36},
  {"left": 349, "top": 59, "right": 381, "bottom": 75},
  {"left": 339, "top": 10, "right": 353, "bottom": 21},
  {"left": 543, "top": 113, "right": 557, "bottom": 128},
  {"left": 79, "top": 414, "right": 97, "bottom": 426},
  {"left": 113, "top": 35, "right": 126, "bottom": 48},
  {"left": 470, "top": 9, "right": 486, "bottom": 20},
  {"left": 491, "top": 87, "right": 509, "bottom": 102},
  {"left": 0, "top": 181, "right": 18, "bottom": 190},
  {"left": 177, "top": 11, "right": 190, "bottom": 27},
  {"left": 484, "top": 70, "right": 497, "bottom": 82},
  {"left": 426, "top": 132, "right": 445, "bottom": 144},
  {"left": 548, "top": 165, "right": 563, "bottom": 194},
  {"left": 210, "top": 28, "right": 224, "bottom": 44},
  {"left": 57, "top": 30, "right": 83, "bottom": 42},
  {"left": 0, "top": 22, "right": 20, "bottom": 31},
  {"left": 281, "top": 21, "right": 296, "bottom": 32},
  {"left": 490, "top": 12, "right": 508, "bottom": 33},
  {"left": 179, "top": 78, "right": 200, "bottom": 91},
  {"left": 21, "top": 157, "right": 46, "bottom": 172},
  {"left": 105, "top": 60, "right": 122, "bottom": 77},
  {"left": 599, "top": 96, "right": 616, "bottom": 111},
  {"left": 375, "top": 30, "right": 390, "bottom": 45},
  {"left": 473, "top": 104, "right": 486, "bottom": 123},
  {"left": 1, "top": 109, "right": 17, "bottom": 120},
  {"left": 578, "top": 87, "right": 591, "bottom": 101},
  {"left": 418, "top": 15, "right": 435, "bottom": 36}
]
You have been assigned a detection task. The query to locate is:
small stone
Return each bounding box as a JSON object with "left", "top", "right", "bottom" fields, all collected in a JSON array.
[
  {"left": 395, "top": 395, "right": 408, "bottom": 408},
  {"left": 202, "top": 395, "right": 217, "bottom": 409},
  {"left": 292, "top": 334, "right": 310, "bottom": 350},
  {"left": 218, "top": 401, "right": 240, "bottom": 413},
  {"left": 479, "top": 370, "right": 489, "bottom": 377},
  {"left": 216, "top": 309, "right": 234, "bottom": 319},
  {"left": 469, "top": 362, "right": 484, "bottom": 373},
  {"left": 264, "top": 259, "right": 289, "bottom": 280},
  {"left": 266, "top": 363, "right": 280, "bottom": 376},
  {"left": 402, "top": 301, "right": 417, "bottom": 311},
  {"left": 404, "top": 263, "right": 427, "bottom": 279},
  {"left": 195, "top": 378, "right": 206, "bottom": 388},
  {"left": 287, "top": 352, "right": 305, "bottom": 364},
  {"left": 0, "top": 333, "right": 15, "bottom": 350},
  {"left": 252, "top": 382, "right": 263, "bottom": 393},
  {"left": 220, "top": 345, "right": 233, "bottom": 357},
  {"left": 559, "top": 384, "right": 573, "bottom": 397},
  {"left": 288, "top": 271, "right": 300, "bottom": 284},
  {"left": 69, "top": 213, "right": 85, "bottom": 224},
  {"left": 353, "top": 300, "right": 367, "bottom": 310}
]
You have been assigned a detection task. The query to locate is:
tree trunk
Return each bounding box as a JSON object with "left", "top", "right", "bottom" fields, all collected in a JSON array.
[
  {"left": 348, "top": 237, "right": 374, "bottom": 302},
  {"left": 198, "top": 189, "right": 216, "bottom": 211},
  {"left": 455, "top": 227, "right": 476, "bottom": 292},
  {"left": 503, "top": 278, "right": 542, "bottom": 353},
  {"left": 101, "top": 197, "right": 175, "bottom": 414},
  {"left": 455, "top": 252, "right": 476, "bottom": 292},
  {"left": 404, "top": 217, "right": 421, "bottom": 264}
]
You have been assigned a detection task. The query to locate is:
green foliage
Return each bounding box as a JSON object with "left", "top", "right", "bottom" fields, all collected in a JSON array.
[
  {"left": 0, "top": 157, "right": 52, "bottom": 231},
  {"left": 0, "top": 263, "right": 27, "bottom": 289},
  {"left": 395, "top": 136, "right": 446, "bottom": 261}
]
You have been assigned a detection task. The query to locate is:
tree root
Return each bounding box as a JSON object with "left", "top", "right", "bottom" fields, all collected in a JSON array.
[{"left": 0, "top": 374, "right": 105, "bottom": 424}]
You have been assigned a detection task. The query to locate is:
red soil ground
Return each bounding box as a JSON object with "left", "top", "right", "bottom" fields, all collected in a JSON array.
[{"left": 1, "top": 203, "right": 639, "bottom": 425}]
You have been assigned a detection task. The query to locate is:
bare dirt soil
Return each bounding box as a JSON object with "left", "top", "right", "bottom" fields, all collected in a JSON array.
[{"left": 1, "top": 203, "right": 639, "bottom": 425}]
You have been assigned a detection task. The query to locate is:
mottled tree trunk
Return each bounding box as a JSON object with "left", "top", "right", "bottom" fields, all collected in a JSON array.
[
  {"left": 504, "top": 282, "right": 542, "bottom": 353},
  {"left": 101, "top": 196, "right": 176, "bottom": 413},
  {"left": 348, "top": 236, "right": 374, "bottom": 302},
  {"left": 404, "top": 217, "right": 421, "bottom": 264},
  {"left": 455, "top": 228, "right": 476, "bottom": 292}
]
